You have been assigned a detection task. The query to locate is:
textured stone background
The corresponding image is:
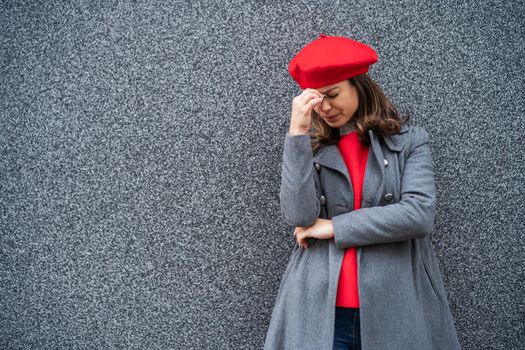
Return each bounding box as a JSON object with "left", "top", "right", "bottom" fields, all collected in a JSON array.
[{"left": 1, "top": 1, "right": 523, "bottom": 349}]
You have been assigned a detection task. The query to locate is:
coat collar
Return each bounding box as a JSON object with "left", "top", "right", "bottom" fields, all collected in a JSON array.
[
  {"left": 312, "top": 123, "right": 410, "bottom": 208},
  {"left": 336, "top": 122, "right": 409, "bottom": 150},
  {"left": 381, "top": 122, "right": 409, "bottom": 151}
]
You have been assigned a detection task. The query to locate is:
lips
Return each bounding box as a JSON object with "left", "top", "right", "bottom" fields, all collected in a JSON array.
[{"left": 325, "top": 114, "right": 339, "bottom": 120}]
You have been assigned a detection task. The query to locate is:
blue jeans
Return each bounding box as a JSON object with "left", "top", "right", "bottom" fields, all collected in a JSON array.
[{"left": 333, "top": 307, "right": 361, "bottom": 350}]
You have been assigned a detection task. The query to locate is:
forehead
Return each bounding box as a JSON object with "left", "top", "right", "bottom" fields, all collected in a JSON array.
[{"left": 318, "top": 80, "right": 347, "bottom": 93}]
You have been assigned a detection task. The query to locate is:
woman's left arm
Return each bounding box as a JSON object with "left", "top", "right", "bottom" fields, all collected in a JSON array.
[{"left": 331, "top": 126, "right": 437, "bottom": 249}]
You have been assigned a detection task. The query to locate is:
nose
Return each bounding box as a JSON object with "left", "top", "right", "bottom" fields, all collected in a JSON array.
[{"left": 317, "top": 97, "right": 331, "bottom": 113}]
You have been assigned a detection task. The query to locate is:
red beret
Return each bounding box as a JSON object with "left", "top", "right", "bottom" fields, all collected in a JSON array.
[{"left": 288, "top": 33, "right": 379, "bottom": 89}]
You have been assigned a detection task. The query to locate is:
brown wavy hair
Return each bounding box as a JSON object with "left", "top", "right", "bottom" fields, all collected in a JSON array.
[{"left": 309, "top": 73, "right": 412, "bottom": 154}]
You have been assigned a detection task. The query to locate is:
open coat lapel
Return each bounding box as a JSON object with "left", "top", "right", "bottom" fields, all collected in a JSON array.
[
  {"left": 310, "top": 123, "right": 411, "bottom": 282},
  {"left": 312, "top": 125, "right": 409, "bottom": 210}
]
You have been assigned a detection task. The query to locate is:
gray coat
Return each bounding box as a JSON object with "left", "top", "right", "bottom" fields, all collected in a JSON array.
[{"left": 264, "top": 123, "right": 462, "bottom": 350}]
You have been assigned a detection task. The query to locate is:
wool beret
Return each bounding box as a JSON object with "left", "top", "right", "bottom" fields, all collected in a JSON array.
[{"left": 288, "top": 33, "right": 379, "bottom": 89}]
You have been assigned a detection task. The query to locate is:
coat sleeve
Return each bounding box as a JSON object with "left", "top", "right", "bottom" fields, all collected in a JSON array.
[
  {"left": 332, "top": 126, "right": 437, "bottom": 249},
  {"left": 279, "top": 133, "right": 321, "bottom": 227}
]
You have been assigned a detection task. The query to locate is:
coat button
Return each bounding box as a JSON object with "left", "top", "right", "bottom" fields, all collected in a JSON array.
[
  {"left": 315, "top": 163, "right": 322, "bottom": 171},
  {"left": 320, "top": 195, "right": 326, "bottom": 205},
  {"left": 384, "top": 193, "right": 394, "bottom": 202},
  {"left": 384, "top": 159, "right": 389, "bottom": 166}
]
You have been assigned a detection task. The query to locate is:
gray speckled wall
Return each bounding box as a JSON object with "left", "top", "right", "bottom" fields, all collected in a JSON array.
[{"left": 1, "top": 1, "right": 523, "bottom": 349}]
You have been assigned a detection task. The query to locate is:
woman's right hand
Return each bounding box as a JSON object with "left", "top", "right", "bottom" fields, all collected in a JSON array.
[{"left": 288, "top": 89, "right": 325, "bottom": 135}]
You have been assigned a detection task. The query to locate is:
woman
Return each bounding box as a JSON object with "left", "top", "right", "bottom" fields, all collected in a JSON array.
[{"left": 263, "top": 34, "right": 462, "bottom": 350}]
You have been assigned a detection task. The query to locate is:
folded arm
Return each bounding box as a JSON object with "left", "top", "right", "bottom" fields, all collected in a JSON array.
[{"left": 332, "top": 127, "right": 437, "bottom": 249}]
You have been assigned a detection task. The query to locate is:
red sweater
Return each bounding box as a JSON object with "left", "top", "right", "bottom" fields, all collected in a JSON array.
[{"left": 335, "top": 130, "right": 369, "bottom": 308}]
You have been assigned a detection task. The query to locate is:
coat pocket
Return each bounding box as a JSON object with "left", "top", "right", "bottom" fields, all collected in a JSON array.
[{"left": 420, "top": 253, "right": 442, "bottom": 300}]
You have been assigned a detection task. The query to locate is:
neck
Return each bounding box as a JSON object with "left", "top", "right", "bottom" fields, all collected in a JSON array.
[{"left": 339, "top": 121, "right": 356, "bottom": 136}]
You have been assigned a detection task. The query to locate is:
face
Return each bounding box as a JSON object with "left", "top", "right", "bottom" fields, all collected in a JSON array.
[{"left": 313, "top": 79, "right": 359, "bottom": 127}]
